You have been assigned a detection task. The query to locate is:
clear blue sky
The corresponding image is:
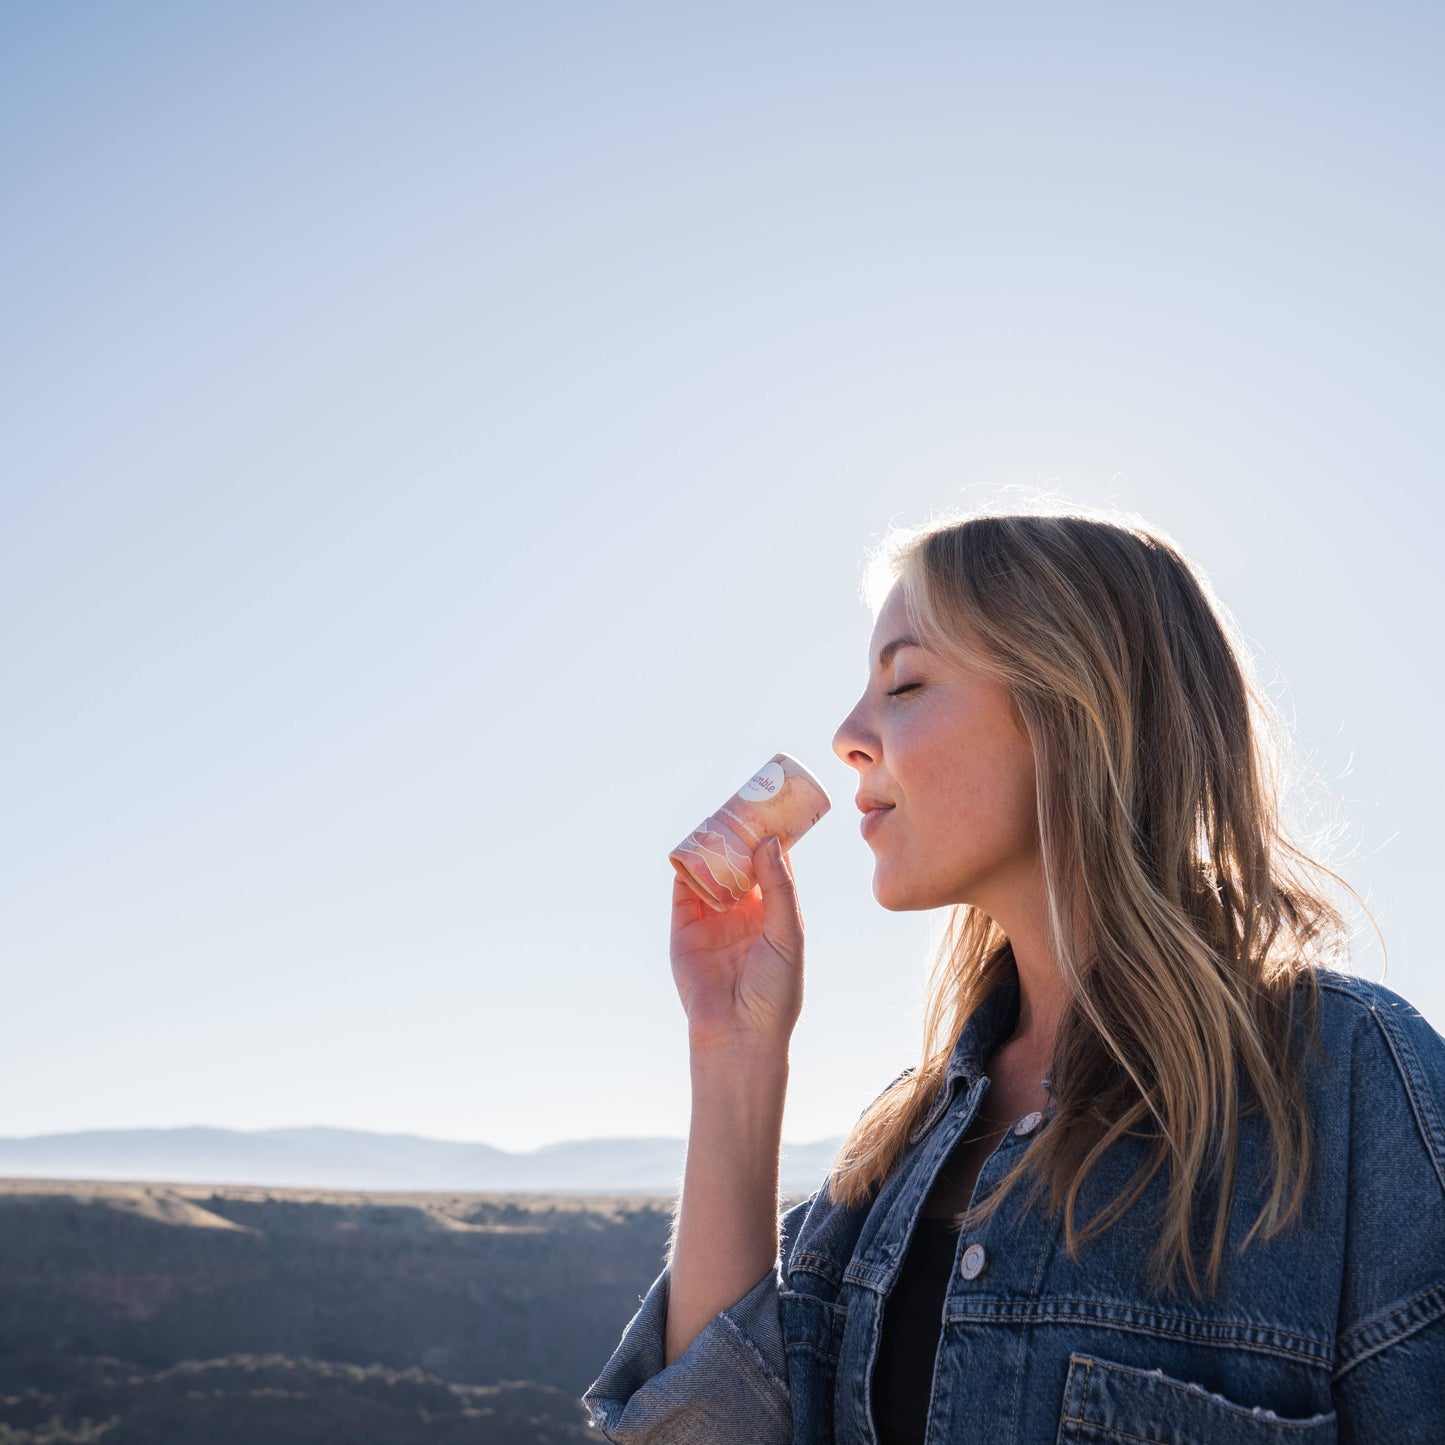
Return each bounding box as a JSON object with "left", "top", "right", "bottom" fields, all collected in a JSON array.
[{"left": 2, "top": 3, "right": 1440, "bottom": 1153}]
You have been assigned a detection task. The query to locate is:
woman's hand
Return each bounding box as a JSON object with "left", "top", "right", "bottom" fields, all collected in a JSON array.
[{"left": 670, "top": 836, "right": 805, "bottom": 1057}]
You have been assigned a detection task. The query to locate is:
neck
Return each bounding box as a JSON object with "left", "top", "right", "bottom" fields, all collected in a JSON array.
[{"left": 981, "top": 859, "right": 1089, "bottom": 1061}]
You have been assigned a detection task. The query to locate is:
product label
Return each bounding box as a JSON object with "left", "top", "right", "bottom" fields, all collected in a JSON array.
[{"left": 738, "top": 761, "right": 786, "bottom": 802}]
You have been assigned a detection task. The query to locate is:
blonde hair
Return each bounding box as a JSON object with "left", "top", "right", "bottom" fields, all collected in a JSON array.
[{"left": 826, "top": 498, "right": 1382, "bottom": 1300}]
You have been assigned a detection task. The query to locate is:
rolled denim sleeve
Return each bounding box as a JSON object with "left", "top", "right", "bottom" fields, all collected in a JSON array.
[
  {"left": 1331, "top": 981, "right": 1445, "bottom": 1439},
  {"left": 580, "top": 1256, "right": 791, "bottom": 1443}
]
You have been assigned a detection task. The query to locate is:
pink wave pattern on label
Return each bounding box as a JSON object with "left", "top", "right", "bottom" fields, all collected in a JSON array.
[{"left": 676, "top": 824, "right": 754, "bottom": 903}]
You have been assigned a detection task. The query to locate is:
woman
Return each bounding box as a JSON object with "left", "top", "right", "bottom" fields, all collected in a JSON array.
[{"left": 582, "top": 507, "right": 1445, "bottom": 1443}]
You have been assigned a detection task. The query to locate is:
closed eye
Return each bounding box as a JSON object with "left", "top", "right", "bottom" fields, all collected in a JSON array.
[{"left": 887, "top": 683, "right": 920, "bottom": 697}]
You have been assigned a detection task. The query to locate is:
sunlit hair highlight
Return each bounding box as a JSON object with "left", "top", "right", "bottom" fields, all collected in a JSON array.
[{"left": 827, "top": 498, "right": 1382, "bottom": 1300}]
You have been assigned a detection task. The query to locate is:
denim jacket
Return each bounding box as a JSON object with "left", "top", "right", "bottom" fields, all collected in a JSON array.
[{"left": 582, "top": 963, "right": 1445, "bottom": 1443}]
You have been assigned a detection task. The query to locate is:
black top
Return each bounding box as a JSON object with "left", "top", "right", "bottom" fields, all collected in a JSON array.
[{"left": 871, "top": 1216, "right": 962, "bottom": 1444}]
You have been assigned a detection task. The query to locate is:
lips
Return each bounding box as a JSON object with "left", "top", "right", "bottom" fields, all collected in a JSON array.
[{"left": 860, "top": 804, "right": 893, "bottom": 840}]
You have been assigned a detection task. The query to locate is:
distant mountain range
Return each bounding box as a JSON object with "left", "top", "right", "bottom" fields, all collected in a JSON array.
[{"left": 0, "top": 1125, "right": 846, "bottom": 1194}]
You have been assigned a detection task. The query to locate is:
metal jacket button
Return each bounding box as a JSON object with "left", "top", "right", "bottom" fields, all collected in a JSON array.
[
  {"left": 1013, "top": 1111, "right": 1044, "bottom": 1136},
  {"left": 960, "top": 1242, "right": 987, "bottom": 1279}
]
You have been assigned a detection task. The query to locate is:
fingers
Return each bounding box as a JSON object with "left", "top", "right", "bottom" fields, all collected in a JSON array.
[{"left": 672, "top": 873, "right": 705, "bottom": 927}]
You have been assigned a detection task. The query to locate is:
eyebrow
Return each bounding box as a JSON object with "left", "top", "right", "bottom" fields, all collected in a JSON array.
[{"left": 875, "top": 635, "right": 922, "bottom": 671}]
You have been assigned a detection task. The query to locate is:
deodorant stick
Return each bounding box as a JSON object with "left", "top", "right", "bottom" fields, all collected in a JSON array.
[{"left": 669, "top": 753, "right": 832, "bottom": 912}]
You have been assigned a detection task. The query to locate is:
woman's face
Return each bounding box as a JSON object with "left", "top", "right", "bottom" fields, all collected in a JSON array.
[{"left": 832, "top": 582, "right": 1042, "bottom": 913}]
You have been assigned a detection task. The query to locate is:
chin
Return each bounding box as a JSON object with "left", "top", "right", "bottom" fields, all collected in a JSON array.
[
  {"left": 870, "top": 870, "right": 933, "bottom": 912},
  {"left": 872, "top": 859, "right": 966, "bottom": 912}
]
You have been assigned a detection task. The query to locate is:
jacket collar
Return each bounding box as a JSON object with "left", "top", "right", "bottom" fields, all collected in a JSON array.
[
  {"left": 946, "top": 958, "right": 1019, "bottom": 1084},
  {"left": 906, "top": 954, "right": 1056, "bottom": 1146}
]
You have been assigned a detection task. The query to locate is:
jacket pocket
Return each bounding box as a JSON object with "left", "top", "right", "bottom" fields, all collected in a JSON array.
[
  {"left": 779, "top": 1289, "right": 847, "bottom": 1445},
  {"left": 1055, "top": 1352, "right": 1337, "bottom": 1445}
]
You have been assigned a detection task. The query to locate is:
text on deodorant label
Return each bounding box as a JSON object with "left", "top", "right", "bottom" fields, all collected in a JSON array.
[{"left": 739, "top": 761, "right": 786, "bottom": 802}]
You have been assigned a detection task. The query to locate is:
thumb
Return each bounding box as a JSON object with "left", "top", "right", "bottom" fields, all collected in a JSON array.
[{"left": 754, "top": 836, "right": 802, "bottom": 945}]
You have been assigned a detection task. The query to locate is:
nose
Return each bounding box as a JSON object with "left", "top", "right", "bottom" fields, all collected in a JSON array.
[{"left": 832, "top": 702, "right": 878, "bottom": 770}]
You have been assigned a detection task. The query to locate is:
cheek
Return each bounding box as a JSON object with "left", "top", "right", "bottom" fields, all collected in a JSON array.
[
  {"left": 999, "top": 758, "right": 1041, "bottom": 851},
  {"left": 921, "top": 736, "right": 1036, "bottom": 840},
  {"left": 988, "top": 737, "right": 1038, "bottom": 822}
]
